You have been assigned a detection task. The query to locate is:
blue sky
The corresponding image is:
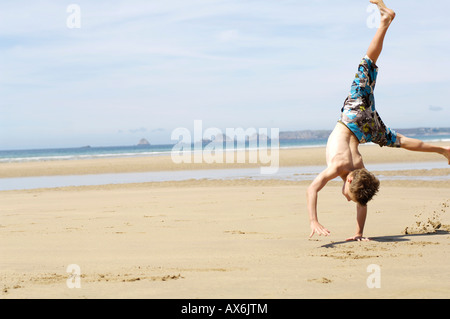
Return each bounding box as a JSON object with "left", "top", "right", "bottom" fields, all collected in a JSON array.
[{"left": 1, "top": 0, "right": 449, "bottom": 149}]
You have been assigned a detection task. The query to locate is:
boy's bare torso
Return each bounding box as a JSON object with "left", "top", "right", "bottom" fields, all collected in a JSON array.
[{"left": 326, "top": 123, "right": 365, "bottom": 180}]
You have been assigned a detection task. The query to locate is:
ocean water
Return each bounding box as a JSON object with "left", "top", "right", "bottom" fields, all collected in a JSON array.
[
  {"left": 0, "top": 144, "right": 176, "bottom": 163},
  {"left": 0, "top": 139, "right": 327, "bottom": 163}
]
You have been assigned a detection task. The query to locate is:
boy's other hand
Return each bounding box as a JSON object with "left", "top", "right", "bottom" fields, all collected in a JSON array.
[
  {"left": 309, "top": 221, "right": 330, "bottom": 238},
  {"left": 345, "top": 236, "right": 371, "bottom": 242}
]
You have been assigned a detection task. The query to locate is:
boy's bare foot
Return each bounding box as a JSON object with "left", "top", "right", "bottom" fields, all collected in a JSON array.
[
  {"left": 370, "top": 0, "right": 386, "bottom": 8},
  {"left": 443, "top": 146, "right": 450, "bottom": 165},
  {"left": 371, "top": 0, "right": 396, "bottom": 26}
]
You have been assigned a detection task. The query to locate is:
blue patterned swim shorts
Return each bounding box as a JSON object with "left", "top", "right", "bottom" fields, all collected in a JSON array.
[{"left": 339, "top": 56, "right": 400, "bottom": 147}]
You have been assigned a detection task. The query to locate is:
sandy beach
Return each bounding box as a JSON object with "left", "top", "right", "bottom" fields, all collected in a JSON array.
[{"left": 1, "top": 145, "right": 449, "bottom": 299}]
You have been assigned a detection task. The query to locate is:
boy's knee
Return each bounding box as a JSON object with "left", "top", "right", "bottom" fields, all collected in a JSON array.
[
  {"left": 393, "top": 135, "right": 402, "bottom": 148},
  {"left": 390, "top": 133, "right": 403, "bottom": 148}
]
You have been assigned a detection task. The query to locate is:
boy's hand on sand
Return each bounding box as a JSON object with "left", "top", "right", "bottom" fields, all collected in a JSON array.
[
  {"left": 309, "top": 221, "right": 330, "bottom": 238},
  {"left": 346, "top": 236, "right": 371, "bottom": 242}
]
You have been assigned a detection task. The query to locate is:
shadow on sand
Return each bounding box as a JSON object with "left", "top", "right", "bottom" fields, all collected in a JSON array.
[{"left": 321, "top": 230, "right": 449, "bottom": 248}]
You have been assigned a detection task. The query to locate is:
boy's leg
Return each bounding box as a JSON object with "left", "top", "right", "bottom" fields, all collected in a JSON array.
[
  {"left": 366, "top": 0, "right": 396, "bottom": 64},
  {"left": 368, "top": 1, "right": 450, "bottom": 164},
  {"left": 397, "top": 134, "right": 450, "bottom": 164}
]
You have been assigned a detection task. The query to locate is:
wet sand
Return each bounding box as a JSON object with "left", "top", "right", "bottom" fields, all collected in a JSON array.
[{"left": 1, "top": 143, "right": 448, "bottom": 178}]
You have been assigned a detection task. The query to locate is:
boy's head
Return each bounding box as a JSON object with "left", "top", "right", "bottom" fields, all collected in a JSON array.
[{"left": 342, "top": 168, "right": 380, "bottom": 206}]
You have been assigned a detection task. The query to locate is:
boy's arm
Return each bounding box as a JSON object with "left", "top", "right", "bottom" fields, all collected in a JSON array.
[
  {"left": 306, "top": 167, "right": 339, "bottom": 238},
  {"left": 346, "top": 204, "right": 370, "bottom": 241}
]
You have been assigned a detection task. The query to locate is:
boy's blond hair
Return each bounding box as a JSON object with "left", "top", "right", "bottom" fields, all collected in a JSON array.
[{"left": 350, "top": 168, "right": 380, "bottom": 206}]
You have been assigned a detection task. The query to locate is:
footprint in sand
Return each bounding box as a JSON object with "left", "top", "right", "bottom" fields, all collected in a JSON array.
[{"left": 308, "top": 277, "right": 333, "bottom": 284}]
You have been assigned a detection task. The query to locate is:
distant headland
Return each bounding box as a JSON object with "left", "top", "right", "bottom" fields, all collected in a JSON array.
[{"left": 278, "top": 127, "right": 450, "bottom": 141}]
